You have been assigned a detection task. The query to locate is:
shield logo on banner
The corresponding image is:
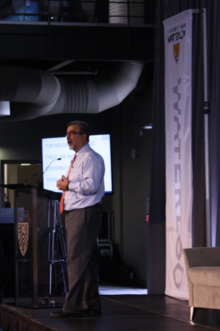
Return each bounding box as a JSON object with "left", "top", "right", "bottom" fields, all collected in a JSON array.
[
  {"left": 18, "top": 222, "right": 29, "bottom": 256},
  {"left": 173, "top": 43, "right": 180, "bottom": 63}
]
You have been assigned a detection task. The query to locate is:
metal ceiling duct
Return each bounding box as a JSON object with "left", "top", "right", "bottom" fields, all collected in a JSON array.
[{"left": 0, "top": 61, "right": 144, "bottom": 121}]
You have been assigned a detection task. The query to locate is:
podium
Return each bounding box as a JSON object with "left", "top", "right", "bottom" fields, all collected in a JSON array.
[{"left": 1, "top": 184, "right": 65, "bottom": 308}]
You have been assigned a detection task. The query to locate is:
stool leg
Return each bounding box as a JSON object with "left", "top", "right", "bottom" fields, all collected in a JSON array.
[{"left": 190, "top": 306, "right": 196, "bottom": 321}]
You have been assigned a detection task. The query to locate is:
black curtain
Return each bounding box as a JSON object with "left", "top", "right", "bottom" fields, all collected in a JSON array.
[{"left": 148, "top": 0, "right": 220, "bottom": 293}]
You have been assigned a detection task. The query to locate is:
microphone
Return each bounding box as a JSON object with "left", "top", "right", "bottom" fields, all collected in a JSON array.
[
  {"left": 24, "top": 173, "right": 38, "bottom": 185},
  {"left": 36, "top": 158, "right": 61, "bottom": 187}
]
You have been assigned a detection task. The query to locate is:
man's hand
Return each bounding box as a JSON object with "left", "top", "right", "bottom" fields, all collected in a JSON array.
[{"left": 56, "top": 176, "right": 69, "bottom": 191}]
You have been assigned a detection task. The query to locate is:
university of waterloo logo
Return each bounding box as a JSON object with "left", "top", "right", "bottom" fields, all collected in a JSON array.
[
  {"left": 18, "top": 222, "right": 29, "bottom": 256},
  {"left": 173, "top": 43, "right": 180, "bottom": 63}
]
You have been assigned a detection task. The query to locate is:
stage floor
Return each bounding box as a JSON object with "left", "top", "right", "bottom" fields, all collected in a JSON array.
[{"left": 1, "top": 286, "right": 220, "bottom": 331}]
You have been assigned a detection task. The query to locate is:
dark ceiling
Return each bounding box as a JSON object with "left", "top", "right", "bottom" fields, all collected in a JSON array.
[
  {"left": 0, "top": 0, "right": 157, "bottom": 122},
  {"left": 0, "top": 0, "right": 157, "bottom": 74}
]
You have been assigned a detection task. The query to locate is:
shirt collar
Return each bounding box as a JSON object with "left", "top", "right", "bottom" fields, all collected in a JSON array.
[{"left": 75, "top": 143, "right": 90, "bottom": 156}]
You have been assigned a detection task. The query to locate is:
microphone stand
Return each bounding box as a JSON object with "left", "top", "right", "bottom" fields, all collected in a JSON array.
[
  {"left": 36, "top": 158, "right": 61, "bottom": 187},
  {"left": 24, "top": 173, "right": 38, "bottom": 185}
]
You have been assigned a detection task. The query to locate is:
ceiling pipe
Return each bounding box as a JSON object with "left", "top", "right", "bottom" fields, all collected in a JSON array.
[{"left": 0, "top": 61, "right": 144, "bottom": 121}]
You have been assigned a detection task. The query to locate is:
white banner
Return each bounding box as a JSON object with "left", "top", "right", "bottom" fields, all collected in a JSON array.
[{"left": 163, "top": 10, "right": 193, "bottom": 299}]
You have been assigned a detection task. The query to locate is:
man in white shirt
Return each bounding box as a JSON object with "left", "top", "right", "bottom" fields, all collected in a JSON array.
[{"left": 50, "top": 121, "right": 105, "bottom": 318}]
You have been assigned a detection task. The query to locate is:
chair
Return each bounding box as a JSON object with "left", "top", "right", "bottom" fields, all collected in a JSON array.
[{"left": 183, "top": 247, "right": 220, "bottom": 320}]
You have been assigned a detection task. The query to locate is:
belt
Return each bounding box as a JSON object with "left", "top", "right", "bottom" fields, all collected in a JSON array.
[
  {"left": 86, "top": 203, "right": 102, "bottom": 211},
  {"left": 65, "top": 203, "right": 102, "bottom": 213},
  {"left": 89, "top": 202, "right": 102, "bottom": 208}
]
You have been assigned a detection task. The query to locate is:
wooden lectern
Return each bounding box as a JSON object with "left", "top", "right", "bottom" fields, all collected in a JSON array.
[{"left": 1, "top": 184, "right": 65, "bottom": 308}]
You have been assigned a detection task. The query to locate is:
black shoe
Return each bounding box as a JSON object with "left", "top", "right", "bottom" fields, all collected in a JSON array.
[
  {"left": 50, "top": 309, "right": 81, "bottom": 318},
  {"left": 83, "top": 309, "right": 102, "bottom": 316}
]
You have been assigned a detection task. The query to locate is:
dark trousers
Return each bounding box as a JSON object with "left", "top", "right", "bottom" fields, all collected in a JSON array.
[{"left": 63, "top": 206, "right": 102, "bottom": 314}]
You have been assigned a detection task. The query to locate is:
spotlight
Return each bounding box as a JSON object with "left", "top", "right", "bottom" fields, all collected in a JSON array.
[
  {"left": 142, "top": 124, "right": 153, "bottom": 130},
  {"left": 139, "top": 124, "right": 152, "bottom": 136}
]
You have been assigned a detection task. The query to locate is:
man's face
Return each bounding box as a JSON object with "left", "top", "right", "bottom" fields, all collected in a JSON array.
[{"left": 66, "top": 124, "right": 87, "bottom": 152}]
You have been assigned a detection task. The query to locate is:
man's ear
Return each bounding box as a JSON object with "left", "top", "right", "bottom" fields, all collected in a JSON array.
[{"left": 82, "top": 133, "right": 87, "bottom": 141}]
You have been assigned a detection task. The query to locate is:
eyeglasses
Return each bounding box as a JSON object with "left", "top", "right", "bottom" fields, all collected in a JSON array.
[{"left": 66, "top": 131, "right": 83, "bottom": 137}]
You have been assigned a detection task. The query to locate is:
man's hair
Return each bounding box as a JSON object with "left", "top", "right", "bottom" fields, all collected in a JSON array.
[{"left": 67, "top": 120, "right": 90, "bottom": 142}]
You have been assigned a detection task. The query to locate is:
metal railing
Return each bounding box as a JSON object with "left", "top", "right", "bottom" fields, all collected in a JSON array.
[{"left": 0, "top": 0, "right": 156, "bottom": 25}]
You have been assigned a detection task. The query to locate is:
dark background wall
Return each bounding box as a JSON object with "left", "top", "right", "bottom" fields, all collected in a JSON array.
[{"left": 0, "top": 71, "right": 152, "bottom": 289}]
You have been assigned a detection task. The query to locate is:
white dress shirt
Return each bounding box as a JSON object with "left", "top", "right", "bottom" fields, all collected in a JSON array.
[{"left": 64, "top": 143, "right": 105, "bottom": 210}]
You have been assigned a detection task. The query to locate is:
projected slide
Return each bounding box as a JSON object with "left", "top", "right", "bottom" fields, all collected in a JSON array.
[{"left": 42, "top": 134, "right": 112, "bottom": 194}]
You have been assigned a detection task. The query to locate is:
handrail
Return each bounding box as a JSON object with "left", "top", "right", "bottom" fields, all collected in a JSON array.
[{"left": 0, "top": 0, "right": 156, "bottom": 26}]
